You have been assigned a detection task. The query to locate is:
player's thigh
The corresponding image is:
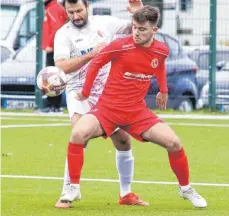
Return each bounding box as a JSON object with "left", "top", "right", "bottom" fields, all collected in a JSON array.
[
  {"left": 71, "top": 114, "right": 104, "bottom": 142},
  {"left": 71, "top": 113, "right": 82, "bottom": 127},
  {"left": 110, "top": 129, "right": 131, "bottom": 151},
  {"left": 122, "top": 108, "right": 162, "bottom": 142},
  {"left": 141, "top": 122, "right": 181, "bottom": 151}
]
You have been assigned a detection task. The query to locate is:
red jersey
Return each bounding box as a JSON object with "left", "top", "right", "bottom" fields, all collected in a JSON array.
[
  {"left": 82, "top": 35, "right": 169, "bottom": 114},
  {"left": 41, "top": 0, "right": 67, "bottom": 50}
]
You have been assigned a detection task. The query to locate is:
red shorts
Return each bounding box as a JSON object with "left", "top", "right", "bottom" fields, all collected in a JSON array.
[{"left": 89, "top": 107, "right": 163, "bottom": 142}]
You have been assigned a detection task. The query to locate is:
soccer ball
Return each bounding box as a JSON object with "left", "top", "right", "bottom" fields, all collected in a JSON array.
[{"left": 37, "top": 66, "right": 67, "bottom": 97}]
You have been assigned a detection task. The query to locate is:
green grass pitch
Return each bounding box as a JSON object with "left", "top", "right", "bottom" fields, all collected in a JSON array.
[{"left": 1, "top": 113, "right": 229, "bottom": 216}]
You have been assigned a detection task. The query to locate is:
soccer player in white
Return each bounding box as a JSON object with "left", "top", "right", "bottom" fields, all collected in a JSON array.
[{"left": 53, "top": 0, "right": 148, "bottom": 208}]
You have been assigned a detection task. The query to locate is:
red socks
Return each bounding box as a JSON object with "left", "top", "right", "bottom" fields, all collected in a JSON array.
[
  {"left": 68, "top": 142, "right": 84, "bottom": 184},
  {"left": 168, "top": 147, "right": 189, "bottom": 186},
  {"left": 67, "top": 143, "right": 189, "bottom": 186}
]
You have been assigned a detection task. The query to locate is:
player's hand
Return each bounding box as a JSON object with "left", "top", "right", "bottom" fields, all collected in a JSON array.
[
  {"left": 127, "top": 0, "right": 143, "bottom": 14},
  {"left": 45, "top": 47, "right": 53, "bottom": 53},
  {"left": 156, "top": 92, "right": 168, "bottom": 111},
  {"left": 75, "top": 91, "right": 88, "bottom": 101},
  {"left": 40, "top": 85, "right": 49, "bottom": 94},
  {"left": 91, "top": 42, "right": 107, "bottom": 57}
]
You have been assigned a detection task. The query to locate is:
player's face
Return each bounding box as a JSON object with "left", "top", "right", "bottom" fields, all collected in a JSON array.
[
  {"left": 65, "top": 0, "right": 89, "bottom": 28},
  {"left": 132, "top": 20, "right": 158, "bottom": 47}
]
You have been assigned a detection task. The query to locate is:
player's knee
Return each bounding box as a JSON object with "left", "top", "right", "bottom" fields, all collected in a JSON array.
[
  {"left": 71, "top": 128, "right": 91, "bottom": 143},
  {"left": 120, "top": 135, "right": 131, "bottom": 146},
  {"left": 112, "top": 134, "right": 132, "bottom": 151},
  {"left": 118, "top": 138, "right": 131, "bottom": 151},
  {"left": 167, "top": 136, "right": 182, "bottom": 152}
]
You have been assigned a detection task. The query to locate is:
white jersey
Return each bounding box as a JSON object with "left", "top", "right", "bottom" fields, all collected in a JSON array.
[{"left": 54, "top": 15, "right": 131, "bottom": 102}]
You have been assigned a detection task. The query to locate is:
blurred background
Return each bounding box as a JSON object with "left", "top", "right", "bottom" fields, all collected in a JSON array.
[{"left": 1, "top": 0, "right": 229, "bottom": 113}]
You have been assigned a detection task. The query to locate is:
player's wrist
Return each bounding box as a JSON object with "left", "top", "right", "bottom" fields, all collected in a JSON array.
[
  {"left": 87, "top": 50, "right": 96, "bottom": 59},
  {"left": 160, "top": 91, "right": 168, "bottom": 94},
  {"left": 81, "top": 90, "right": 89, "bottom": 98}
]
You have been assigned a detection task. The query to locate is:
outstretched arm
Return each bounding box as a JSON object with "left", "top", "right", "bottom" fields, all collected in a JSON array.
[
  {"left": 127, "top": 0, "right": 143, "bottom": 14},
  {"left": 106, "top": 0, "right": 143, "bottom": 35}
]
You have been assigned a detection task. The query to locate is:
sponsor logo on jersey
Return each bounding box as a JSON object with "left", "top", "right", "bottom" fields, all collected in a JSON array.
[
  {"left": 75, "top": 39, "right": 83, "bottom": 43},
  {"left": 151, "top": 58, "right": 159, "bottom": 68},
  {"left": 80, "top": 47, "right": 93, "bottom": 55},
  {"left": 122, "top": 44, "right": 135, "bottom": 49},
  {"left": 124, "top": 72, "right": 153, "bottom": 82}
]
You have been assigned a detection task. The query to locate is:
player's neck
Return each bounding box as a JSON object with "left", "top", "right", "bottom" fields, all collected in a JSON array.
[{"left": 142, "top": 37, "right": 154, "bottom": 48}]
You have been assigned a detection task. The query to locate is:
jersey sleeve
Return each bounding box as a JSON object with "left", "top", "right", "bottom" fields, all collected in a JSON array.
[
  {"left": 82, "top": 39, "right": 121, "bottom": 97},
  {"left": 155, "top": 59, "right": 168, "bottom": 93},
  {"left": 54, "top": 28, "right": 71, "bottom": 62},
  {"left": 154, "top": 42, "right": 169, "bottom": 93},
  {"left": 104, "top": 16, "right": 132, "bottom": 36}
]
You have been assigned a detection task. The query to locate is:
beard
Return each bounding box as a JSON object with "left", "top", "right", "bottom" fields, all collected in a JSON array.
[{"left": 71, "top": 14, "right": 88, "bottom": 28}]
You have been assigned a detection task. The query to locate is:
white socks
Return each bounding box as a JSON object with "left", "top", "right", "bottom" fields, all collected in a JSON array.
[
  {"left": 180, "top": 184, "right": 191, "bottom": 192},
  {"left": 61, "top": 149, "right": 134, "bottom": 198},
  {"left": 116, "top": 149, "right": 134, "bottom": 197},
  {"left": 62, "top": 158, "right": 70, "bottom": 193}
]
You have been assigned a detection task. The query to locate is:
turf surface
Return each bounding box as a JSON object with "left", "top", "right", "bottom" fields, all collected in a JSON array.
[{"left": 1, "top": 113, "right": 229, "bottom": 216}]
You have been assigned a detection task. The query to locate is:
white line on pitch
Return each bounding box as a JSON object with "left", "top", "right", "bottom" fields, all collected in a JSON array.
[
  {"left": 1, "top": 117, "right": 69, "bottom": 122},
  {"left": 167, "top": 122, "right": 229, "bottom": 127},
  {"left": 1, "top": 123, "right": 70, "bottom": 128},
  {"left": 2, "top": 122, "right": 229, "bottom": 129},
  {"left": 1, "top": 112, "right": 229, "bottom": 120},
  {"left": 1, "top": 174, "right": 228, "bottom": 187}
]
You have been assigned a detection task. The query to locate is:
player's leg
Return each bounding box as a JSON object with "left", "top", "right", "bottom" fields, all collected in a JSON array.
[
  {"left": 55, "top": 113, "right": 83, "bottom": 208},
  {"left": 55, "top": 93, "right": 91, "bottom": 208},
  {"left": 111, "top": 130, "right": 133, "bottom": 197},
  {"left": 110, "top": 129, "right": 149, "bottom": 206},
  {"left": 141, "top": 120, "right": 207, "bottom": 208},
  {"left": 60, "top": 113, "right": 109, "bottom": 202},
  {"left": 123, "top": 109, "right": 207, "bottom": 208}
]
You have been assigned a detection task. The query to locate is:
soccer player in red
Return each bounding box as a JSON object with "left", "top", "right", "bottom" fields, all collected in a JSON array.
[{"left": 61, "top": 5, "right": 207, "bottom": 208}]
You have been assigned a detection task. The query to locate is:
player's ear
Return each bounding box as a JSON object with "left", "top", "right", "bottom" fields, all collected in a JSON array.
[{"left": 152, "top": 27, "right": 158, "bottom": 35}]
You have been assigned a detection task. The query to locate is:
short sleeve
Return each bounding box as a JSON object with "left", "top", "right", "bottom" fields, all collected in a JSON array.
[{"left": 54, "top": 29, "right": 71, "bottom": 62}]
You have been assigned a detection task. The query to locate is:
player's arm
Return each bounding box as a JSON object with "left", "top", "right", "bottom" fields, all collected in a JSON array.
[
  {"left": 77, "top": 40, "right": 120, "bottom": 100},
  {"left": 156, "top": 61, "right": 168, "bottom": 94},
  {"left": 155, "top": 60, "right": 168, "bottom": 111},
  {"left": 107, "top": 0, "right": 143, "bottom": 35},
  {"left": 54, "top": 30, "right": 106, "bottom": 74},
  {"left": 55, "top": 48, "right": 104, "bottom": 74},
  {"left": 55, "top": 53, "right": 94, "bottom": 74},
  {"left": 127, "top": 0, "right": 144, "bottom": 15}
]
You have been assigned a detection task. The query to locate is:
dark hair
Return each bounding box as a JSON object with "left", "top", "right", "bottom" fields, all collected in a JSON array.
[
  {"left": 63, "top": 0, "right": 88, "bottom": 7},
  {"left": 133, "top": 5, "right": 160, "bottom": 26}
]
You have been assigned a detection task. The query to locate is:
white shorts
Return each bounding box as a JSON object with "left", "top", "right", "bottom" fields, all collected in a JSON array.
[
  {"left": 66, "top": 91, "right": 95, "bottom": 119},
  {"left": 66, "top": 91, "right": 119, "bottom": 134}
]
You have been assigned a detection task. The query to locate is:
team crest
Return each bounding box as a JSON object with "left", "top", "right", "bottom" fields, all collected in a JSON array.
[{"left": 151, "top": 58, "right": 159, "bottom": 68}]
